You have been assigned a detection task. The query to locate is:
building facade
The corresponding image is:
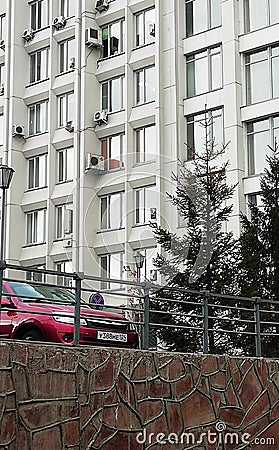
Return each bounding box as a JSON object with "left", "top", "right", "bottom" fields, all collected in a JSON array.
[{"left": 0, "top": 0, "right": 278, "bottom": 285}]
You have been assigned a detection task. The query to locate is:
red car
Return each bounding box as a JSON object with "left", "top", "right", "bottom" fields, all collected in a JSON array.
[{"left": 0, "top": 281, "right": 138, "bottom": 349}]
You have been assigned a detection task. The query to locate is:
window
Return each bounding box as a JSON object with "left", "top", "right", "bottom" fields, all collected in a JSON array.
[
  {"left": 134, "top": 185, "right": 157, "bottom": 225},
  {"left": 28, "top": 154, "right": 47, "bottom": 189},
  {"left": 244, "top": 0, "right": 279, "bottom": 33},
  {"left": 26, "top": 209, "right": 46, "bottom": 245},
  {"left": 59, "top": 39, "right": 75, "bottom": 73},
  {"left": 100, "top": 253, "right": 124, "bottom": 289},
  {"left": 60, "top": 0, "right": 75, "bottom": 17},
  {"left": 101, "top": 20, "right": 124, "bottom": 58},
  {"left": 58, "top": 92, "right": 75, "bottom": 127},
  {"left": 55, "top": 205, "right": 73, "bottom": 239},
  {"left": 30, "top": 48, "right": 49, "bottom": 83},
  {"left": 29, "top": 101, "right": 48, "bottom": 135},
  {"left": 0, "top": 64, "right": 5, "bottom": 94},
  {"left": 136, "top": 66, "right": 156, "bottom": 104},
  {"left": 101, "top": 134, "right": 124, "bottom": 169},
  {"left": 186, "top": 0, "right": 221, "bottom": 37},
  {"left": 135, "top": 8, "right": 155, "bottom": 47},
  {"left": 0, "top": 115, "right": 3, "bottom": 146},
  {"left": 57, "top": 147, "right": 74, "bottom": 182},
  {"left": 100, "top": 192, "right": 123, "bottom": 230},
  {"left": 55, "top": 261, "right": 73, "bottom": 286},
  {"left": 0, "top": 15, "right": 6, "bottom": 41},
  {"left": 135, "top": 124, "right": 156, "bottom": 163},
  {"left": 186, "top": 109, "right": 223, "bottom": 161},
  {"left": 101, "top": 76, "right": 124, "bottom": 112},
  {"left": 246, "top": 46, "right": 279, "bottom": 104},
  {"left": 186, "top": 46, "right": 222, "bottom": 97},
  {"left": 247, "top": 119, "right": 273, "bottom": 176},
  {"left": 26, "top": 265, "right": 46, "bottom": 283},
  {"left": 30, "top": 0, "right": 49, "bottom": 30}
]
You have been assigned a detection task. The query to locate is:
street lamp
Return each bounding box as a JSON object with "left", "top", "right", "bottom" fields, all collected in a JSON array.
[
  {"left": 134, "top": 251, "right": 145, "bottom": 283},
  {"left": 0, "top": 165, "right": 15, "bottom": 261}
]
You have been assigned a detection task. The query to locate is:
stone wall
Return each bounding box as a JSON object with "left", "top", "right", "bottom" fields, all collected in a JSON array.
[{"left": 0, "top": 341, "right": 278, "bottom": 449}]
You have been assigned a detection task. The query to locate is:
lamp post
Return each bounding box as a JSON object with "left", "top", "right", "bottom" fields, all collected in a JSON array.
[
  {"left": 0, "top": 165, "right": 15, "bottom": 261},
  {"left": 134, "top": 251, "right": 145, "bottom": 283}
]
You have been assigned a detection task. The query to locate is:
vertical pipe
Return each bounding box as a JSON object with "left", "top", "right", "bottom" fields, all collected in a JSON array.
[
  {"left": 142, "top": 286, "right": 150, "bottom": 350},
  {"left": 0, "top": 188, "right": 6, "bottom": 261},
  {"left": 73, "top": 274, "right": 81, "bottom": 345}
]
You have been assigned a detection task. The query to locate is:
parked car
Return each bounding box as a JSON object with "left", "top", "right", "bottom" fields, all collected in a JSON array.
[{"left": 0, "top": 281, "right": 139, "bottom": 349}]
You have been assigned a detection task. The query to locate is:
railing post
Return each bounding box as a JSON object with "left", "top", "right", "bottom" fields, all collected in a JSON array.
[
  {"left": 253, "top": 296, "right": 262, "bottom": 357},
  {"left": 142, "top": 285, "right": 150, "bottom": 350},
  {"left": 73, "top": 273, "right": 82, "bottom": 345},
  {"left": 202, "top": 290, "right": 209, "bottom": 354}
]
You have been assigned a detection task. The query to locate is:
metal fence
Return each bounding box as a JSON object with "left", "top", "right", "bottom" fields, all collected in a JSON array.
[{"left": 0, "top": 263, "right": 279, "bottom": 358}]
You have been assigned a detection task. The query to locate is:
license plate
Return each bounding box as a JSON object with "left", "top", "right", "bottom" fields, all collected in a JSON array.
[{"left": 97, "top": 331, "right": 128, "bottom": 342}]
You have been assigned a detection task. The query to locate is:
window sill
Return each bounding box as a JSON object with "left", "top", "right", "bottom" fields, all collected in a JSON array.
[
  {"left": 184, "top": 24, "right": 222, "bottom": 40},
  {"left": 26, "top": 131, "right": 49, "bottom": 139},
  {"left": 134, "top": 100, "right": 155, "bottom": 107},
  {"left": 98, "top": 52, "right": 125, "bottom": 62},
  {"left": 56, "top": 179, "right": 73, "bottom": 185},
  {"left": 185, "top": 87, "right": 223, "bottom": 100},
  {"left": 132, "top": 42, "right": 155, "bottom": 51},
  {"left": 97, "top": 227, "right": 125, "bottom": 234},
  {"left": 22, "top": 242, "right": 46, "bottom": 248},
  {"left": 27, "top": 78, "right": 50, "bottom": 88},
  {"left": 55, "top": 70, "right": 75, "bottom": 78},
  {"left": 25, "top": 186, "right": 48, "bottom": 192},
  {"left": 134, "top": 159, "right": 156, "bottom": 166}
]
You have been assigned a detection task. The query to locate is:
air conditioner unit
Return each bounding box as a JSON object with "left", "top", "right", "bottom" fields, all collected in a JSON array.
[
  {"left": 149, "top": 23, "right": 155, "bottom": 37},
  {"left": 65, "top": 120, "right": 74, "bottom": 132},
  {"left": 93, "top": 110, "right": 108, "bottom": 125},
  {"left": 12, "top": 124, "right": 25, "bottom": 137},
  {"left": 85, "top": 28, "right": 102, "bottom": 48},
  {"left": 52, "top": 16, "right": 67, "bottom": 30},
  {"left": 63, "top": 238, "right": 72, "bottom": 248},
  {"left": 85, "top": 153, "right": 105, "bottom": 172},
  {"left": 150, "top": 207, "right": 157, "bottom": 221},
  {"left": 69, "top": 57, "right": 75, "bottom": 69},
  {"left": 0, "top": 40, "right": 5, "bottom": 50},
  {"left": 0, "top": 84, "right": 4, "bottom": 95},
  {"left": 22, "top": 28, "right": 34, "bottom": 42},
  {"left": 95, "top": 0, "right": 109, "bottom": 13}
]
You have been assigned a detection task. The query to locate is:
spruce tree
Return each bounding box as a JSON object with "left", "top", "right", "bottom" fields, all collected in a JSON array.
[
  {"left": 150, "top": 115, "right": 240, "bottom": 353},
  {"left": 239, "top": 145, "right": 279, "bottom": 357}
]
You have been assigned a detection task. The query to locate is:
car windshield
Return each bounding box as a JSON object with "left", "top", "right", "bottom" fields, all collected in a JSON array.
[
  {"left": 30, "top": 285, "right": 76, "bottom": 304},
  {"left": 9, "top": 282, "right": 45, "bottom": 302}
]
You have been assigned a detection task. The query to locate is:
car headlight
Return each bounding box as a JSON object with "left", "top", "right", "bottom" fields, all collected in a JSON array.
[{"left": 53, "top": 315, "right": 87, "bottom": 326}]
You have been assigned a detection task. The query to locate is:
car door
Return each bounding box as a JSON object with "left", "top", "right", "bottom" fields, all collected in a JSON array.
[{"left": 0, "top": 286, "right": 14, "bottom": 337}]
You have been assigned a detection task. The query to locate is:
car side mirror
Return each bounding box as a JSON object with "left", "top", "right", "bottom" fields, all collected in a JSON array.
[{"left": 0, "top": 296, "right": 10, "bottom": 306}]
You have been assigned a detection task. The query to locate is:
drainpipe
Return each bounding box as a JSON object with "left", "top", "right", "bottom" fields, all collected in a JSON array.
[
  {"left": 74, "top": 0, "right": 82, "bottom": 274},
  {"left": 3, "top": 0, "right": 12, "bottom": 165}
]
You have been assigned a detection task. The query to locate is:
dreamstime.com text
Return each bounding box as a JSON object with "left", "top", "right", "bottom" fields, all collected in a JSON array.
[{"left": 136, "top": 422, "right": 275, "bottom": 446}]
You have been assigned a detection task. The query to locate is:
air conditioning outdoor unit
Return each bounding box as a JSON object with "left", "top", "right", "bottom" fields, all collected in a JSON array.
[
  {"left": 85, "top": 28, "right": 102, "bottom": 48},
  {"left": 69, "top": 57, "right": 75, "bottom": 69},
  {"left": 12, "top": 124, "right": 25, "bottom": 137},
  {"left": 65, "top": 120, "right": 74, "bottom": 132},
  {"left": 95, "top": 0, "right": 109, "bottom": 13},
  {"left": 149, "top": 23, "right": 155, "bottom": 37},
  {"left": 0, "top": 40, "right": 5, "bottom": 50},
  {"left": 63, "top": 238, "right": 72, "bottom": 248},
  {"left": 85, "top": 153, "right": 105, "bottom": 172},
  {"left": 22, "top": 28, "right": 34, "bottom": 42},
  {"left": 93, "top": 110, "right": 108, "bottom": 125},
  {"left": 52, "top": 16, "right": 67, "bottom": 30}
]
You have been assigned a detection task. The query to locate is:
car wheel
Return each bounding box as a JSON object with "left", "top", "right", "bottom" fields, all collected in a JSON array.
[{"left": 21, "top": 330, "right": 43, "bottom": 341}]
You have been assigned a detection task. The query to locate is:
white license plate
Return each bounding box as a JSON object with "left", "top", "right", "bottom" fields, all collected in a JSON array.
[{"left": 97, "top": 331, "right": 128, "bottom": 342}]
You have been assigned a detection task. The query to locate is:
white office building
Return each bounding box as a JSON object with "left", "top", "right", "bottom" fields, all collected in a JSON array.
[{"left": 0, "top": 0, "right": 278, "bottom": 285}]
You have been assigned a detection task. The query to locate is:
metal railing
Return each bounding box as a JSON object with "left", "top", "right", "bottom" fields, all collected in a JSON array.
[{"left": 0, "top": 263, "right": 279, "bottom": 358}]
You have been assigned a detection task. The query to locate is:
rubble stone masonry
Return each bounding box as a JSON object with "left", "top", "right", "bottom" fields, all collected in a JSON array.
[{"left": 0, "top": 341, "right": 278, "bottom": 449}]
